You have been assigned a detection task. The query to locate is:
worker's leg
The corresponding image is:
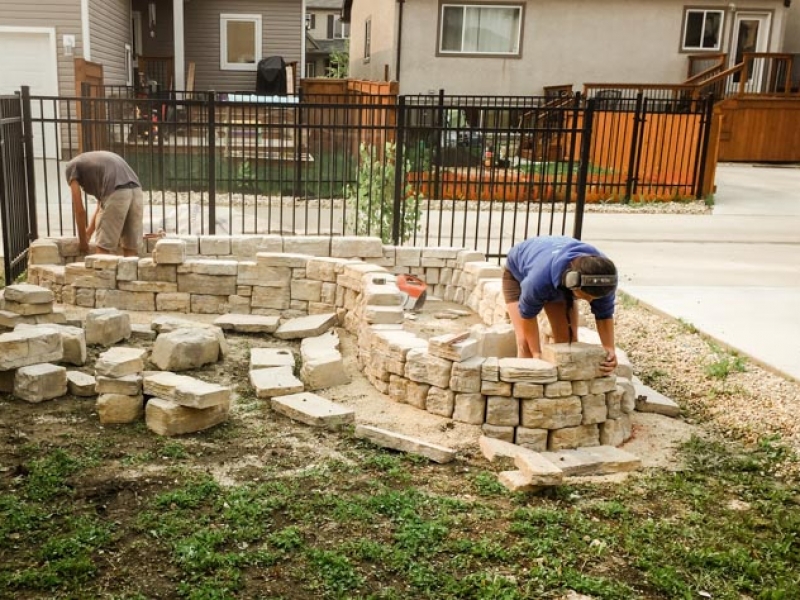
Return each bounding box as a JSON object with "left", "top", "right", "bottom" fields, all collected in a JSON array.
[
  {"left": 95, "top": 188, "right": 132, "bottom": 253},
  {"left": 543, "top": 299, "right": 579, "bottom": 344},
  {"left": 119, "top": 187, "right": 144, "bottom": 257}
]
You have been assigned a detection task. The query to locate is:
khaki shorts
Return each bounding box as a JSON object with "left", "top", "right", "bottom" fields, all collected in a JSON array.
[
  {"left": 502, "top": 268, "right": 522, "bottom": 303},
  {"left": 96, "top": 187, "right": 143, "bottom": 252}
]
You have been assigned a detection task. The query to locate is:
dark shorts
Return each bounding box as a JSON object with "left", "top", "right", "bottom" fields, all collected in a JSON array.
[{"left": 502, "top": 268, "right": 521, "bottom": 303}]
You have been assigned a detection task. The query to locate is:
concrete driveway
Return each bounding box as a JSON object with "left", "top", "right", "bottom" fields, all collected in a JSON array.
[{"left": 581, "top": 163, "right": 800, "bottom": 382}]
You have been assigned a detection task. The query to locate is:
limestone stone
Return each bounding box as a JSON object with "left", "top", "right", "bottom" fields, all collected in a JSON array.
[
  {"left": 405, "top": 349, "right": 452, "bottom": 388},
  {"left": 300, "top": 332, "right": 349, "bottom": 390},
  {"left": 174, "top": 379, "right": 231, "bottom": 409},
  {"left": 145, "top": 397, "right": 229, "bottom": 436},
  {"left": 236, "top": 261, "right": 260, "bottom": 286},
  {"left": 271, "top": 392, "right": 355, "bottom": 429},
  {"left": 156, "top": 293, "right": 191, "bottom": 312},
  {"left": 498, "top": 358, "right": 558, "bottom": 383},
  {"left": 478, "top": 435, "right": 521, "bottom": 461},
  {"left": 0, "top": 328, "right": 63, "bottom": 370},
  {"left": 84, "top": 308, "right": 131, "bottom": 346},
  {"left": 617, "top": 378, "right": 636, "bottom": 414},
  {"left": 86, "top": 254, "right": 121, "bottom": 270},
  {"left": 199, "top": 236, "right": 231, "bottom": 256},
  {"left": 96, "top": 289, "right": 156, "bottom": 312},
  {"left": 67, "top": 371, "right": 96, "bottom": 396},
  {"left": 29, "top": 239, "right": 61, "bottom": 265},
  {"left": 95, "top": 347, "right": 147, "bottom": 378},
  {"left": 486, "top": 396, "right": 520, "bottom": 427},
  {"left": 590, "top": 376, "right": 617, "bottom": 394},
  {"left": 394, "top": 247, "right": 421, "bottom": 267},
  {"left": 151, "top": 328, "right": 220, "bottom": 371},
  {"left": 452, "top": 393, "right": 485, "bottom": 424},
  {"left": 256, "top": 252, "right": 310, "bottom": 269},
  {"left": 250, "top": 347, "right": 295, "bottom": 370},
  {"left": 471, "top": 323, "right": 518, "bottom": 358},
  {"left": 177, "top": 273, "right": 236, "bottom": 296},
  {"left": 514, "top": 450, "right": 564, "bottom": 486},
  {"left": 581, "top": 394, "right": 608, "bottom": 425},
  {"left": 96, "top": 374, "right": 143, "bottom": 396},
  {"left": 426, "top": 386, "right": 455, "bottom": 417},
  {"left": 131, "top": 324, "right": 157, "bottom": 340},
  {"left": 356, "top": 424, "right": 456, "bottom": 463},
  {"left": 96, "top": 393, "right": 144, "bottom": 424},
  {"left": 143, "top": 371, "right": 196, "bottom": 398},
  {"left": 548, "top": 424, "right": 600, "bottom": 450},
  {"left": 274, "top": 313, "right": 337, "bottom": 339},
  {"left": 180, "top": 259, "right": 238, "bottom": 276},
  {"left": 290, "top": 279, "right": 322, "bottom": 302},
  {"left": 152, "top": 239, "right": 186, "bottom": 264},
  {"left": 406, "top": 381, "right": 430, "bottom": 409},
  {"left": 116, "top": 257, "right": 139, "bottom": 281},
  {"left": 282, "top": 236, "right": 331, "bottom": 257},
  {"left": 230, "top": 235, "right": 264, "bottom": 259},
  {"left": 520, "top": 396, "right": 583, "bottom": 429},
  {"left": 428, "top": 335, "right": 479, "bottom": 362},
  {"left": 461, "top": 261, "right": 503, "bottom": 280},
  {"left": 4, "top": 284, "right": 54, "bottom": 304},
  {"left": 572, "top": 380, "right": 590, "bottom": 396},
  {"left": 251, "top": 285, "right": 290, "bottom": 310},
  {"left": 599, "top": 417, "right": 629, "bottom": 446},
  {"left": 250, "top": 366, "right": 304, "bottom": 398},
  {"left": 513, "top": 382, "right": 544, "bottom": 398},
  {"left": 515, "top": 427, "right": 549, "bottom": 452},
  {"left": 190, "top": 294, "right": 229, "bottom": 314},
  {"left": 14, "top": 363, "right": 67, "bottom": 402},
  {"left": 633, "top": 380, "right": 681, "bottom": 417},
  {"left": 540, "top": 445, "right": 641, "bottom": 476},
  {"left": 388, "top": 375, "right": 407, "bottom": 404},
  {"left": 65, "top": 262, "right": 93, "bottom": 284},
  {"left": 213, "top": 313, "right": 279, "bottom": 333},
  {"left": 541, "top": 343, "right": 606, "bottom": 381},
  {"left": 449, "top": 356, "right": 483, "bottom": 393},
  {"left": 606, "top": 388, "right": 623, "bottom": 419},
  {"left": 138, "top": 258, "right": 177, "bottom": 282},
  {"left": 306, "top": 257, "right": 350, "bottom": 282},
  {"left": 545, "top": 381, "right": 574, "bottom": 398},
  {"left": 497, "top": 470, "right": 542, "bottom": 493},
  {"left": 615, "top": 348, "right": 634, "bottom": 380},
  {"left": 75, "top": 287, "right": 95, "bottom": 307},
  {"left": 363, "top": 305, "right": 405, "bottom": 325},
  {"left": 481, "top": 380, "right": 512, "bottom": 396},
  {"left": 330, "top": 236, "right": 383, "bottom": 258},
  {"left": 2, "top": 299, "right": 53, "bottom": 316},
  {"left": 15, "top": 324, "right": 85, "bottom": 366},
  {"left": 116, "top": 281, "right": 178, "bottom": 293}
]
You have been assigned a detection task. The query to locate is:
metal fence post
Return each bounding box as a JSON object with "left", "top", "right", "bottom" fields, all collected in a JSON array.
[
  {"left": 207, "top": 91, "right": 216, "bottom": 235},
  {"left": 695, "top": 93, "right": 715, "bottom": 199},
  {"left": 624, "top": 91, "right": 645, "bottom": 203},
  {"left": 20, "top": 86, "right": 38, "bottom": 242},
  {"left": 433, "top": 89, "right": 444, "bottom": 206},
  {"left": 392, "top": 95, "right": 407, "bottom": 246},
  {"left": 573, "top": 98, "right": 595, "bottom": 240}
]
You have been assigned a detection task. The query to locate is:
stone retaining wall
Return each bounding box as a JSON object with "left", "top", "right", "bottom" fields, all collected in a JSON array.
[{"left": 23, "top": 235, "right": 634, "bottom": 450}]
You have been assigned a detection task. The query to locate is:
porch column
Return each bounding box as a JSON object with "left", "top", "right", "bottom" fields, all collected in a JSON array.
[{"left": 173, "top": 0, "right": 185, "bottom": 91}]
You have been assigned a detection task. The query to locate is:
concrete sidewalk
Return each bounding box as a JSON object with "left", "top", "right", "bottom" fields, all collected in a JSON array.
[{"left": 581, "top": 163, "right": 800, "bottom": 382}]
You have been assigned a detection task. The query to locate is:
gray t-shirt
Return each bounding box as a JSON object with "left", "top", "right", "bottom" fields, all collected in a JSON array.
[{"left": 65, "top": 151, "right": 140, "bottom": 202}]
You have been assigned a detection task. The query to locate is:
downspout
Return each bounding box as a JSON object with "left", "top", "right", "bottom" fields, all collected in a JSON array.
[
  {"left": 395, "top": 0, "right": 405, "bottom": 82},
  {"left": 173, "top": 0, "right": 186, "bottom": 92},
  {"left": 81, "top": 0, "right": 91, "bottom": 60}
]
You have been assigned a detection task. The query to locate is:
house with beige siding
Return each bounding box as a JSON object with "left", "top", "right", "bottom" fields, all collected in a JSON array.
[
  {"left": 0, "top": 0, "right": 305, "bottom": 98},
  {"left": 341, "top": 0, "right": 795, "bottom": 95},
  {"left": 305, "top": 0, "right": 349, "bottom": 78}
]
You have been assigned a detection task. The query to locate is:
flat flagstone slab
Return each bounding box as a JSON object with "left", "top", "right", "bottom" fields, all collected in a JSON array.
[
  {"left": 540, "top": 445, "right": 642, "bottom": 476},
  {"left": 14, "top": 363, "right": 67, "bottom": 403},
  {"left": 250, "top": 347, "right": 295, "bottom": 370},
  {"left": 3, "top": 283, "right": 55, "bottom": 304},
  {"left": 355, "top": 424, "right": 456, "bottom": 463},
  {"left": 274, "top": 313, "right": 337, "bottom": 340},
  {"left": 632, "top": 378, "right": 681, "bottom": 417},
  {"left": 214, "top": 313, "right": 280, "bottom": 333},
  {"left": 67, "top": 371, "right": 97, "bottom": 397},
  {"left": 146, "top": 397, "right": 230, "bottom": 436},
  {"left": 95, "top": 347, "right": 147, "bottom": 378},
  {"left": 272, "top": 392, "right": 354, "bottom": 429},
  {"left": 250, "top": 366, "right": 304, "bottom": 398}
]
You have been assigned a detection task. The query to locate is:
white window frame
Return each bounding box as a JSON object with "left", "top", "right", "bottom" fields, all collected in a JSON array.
[
  {"left": 306, "top": 61, "right": 316, "bottom": 77},
  {"left": 438, "top": 3, "right": 523, "bottom": 57},
  {"left": 124, "top": 43, "right": 133, "bottom": 86},
  {"left": 220, "top": 13, "right": 262, "bottom": 71},
  {"left": 681, "top": 8, "right": 725, "bottom": 52}
]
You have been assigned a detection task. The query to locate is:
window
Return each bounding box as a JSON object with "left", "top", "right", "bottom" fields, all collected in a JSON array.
[
  {"left": 306, "top": 13, "right": 315, "bottom": 30},
  {"left": 306, "top": 62, "right": 316, "bottom": 77},
  {"left": 439, "top": 4, "right": 523, "bottom": 56},
  {"left": 125, "top": 43, "right": 133, "bottom": 86},
  {"left": 220, "top": 14, "right": 262, "bottom": 70},
  {"left": 682, "top": 9, "right": 724, "bottom": 51},
  {"left": 364, "top": 18, "right": 371, "bottom": 61}
]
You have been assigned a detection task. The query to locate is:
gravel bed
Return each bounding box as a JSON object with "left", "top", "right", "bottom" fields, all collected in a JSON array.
[{"left": 605, "top": 295, "right": 800, "bottom": 475}]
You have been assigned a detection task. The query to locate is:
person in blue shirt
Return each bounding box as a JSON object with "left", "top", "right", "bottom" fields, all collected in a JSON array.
[{"left": 503, "top": 236, "right": 619, "bottom": 374}]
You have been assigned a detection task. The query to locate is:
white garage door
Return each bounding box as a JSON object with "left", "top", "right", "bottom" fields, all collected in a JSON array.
[{"left": 0, "top": 27, "right": 59, "bottom": 158}]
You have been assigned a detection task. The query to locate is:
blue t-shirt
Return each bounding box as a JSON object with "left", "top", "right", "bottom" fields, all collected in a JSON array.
[{"left": 505, "top": 236, "right": 615, "bottom": 320}]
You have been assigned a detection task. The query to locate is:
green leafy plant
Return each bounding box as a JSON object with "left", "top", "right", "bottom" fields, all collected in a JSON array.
[
  {"left": 346, "top": 142, "right": 422, "bottom": 243},
  {"left": 326, "top": 40, "right": 349, "bottom": 79}
]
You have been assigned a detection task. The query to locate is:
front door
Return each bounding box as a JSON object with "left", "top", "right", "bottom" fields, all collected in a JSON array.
[{"left": 729, "top": 12, "right": 771, "bottom": 93}]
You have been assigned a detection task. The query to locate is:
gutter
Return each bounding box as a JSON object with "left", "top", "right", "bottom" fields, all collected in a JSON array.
[{"left": 395, "top": 0, "right": 405, "bottom": 82}]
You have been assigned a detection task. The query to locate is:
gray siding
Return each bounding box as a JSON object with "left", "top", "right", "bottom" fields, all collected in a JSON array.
[
  {"left": 185, "top": 0, "right": 303, "bottom": 91},
  {"left": 89, "top": 0, "right": 131, "bottom": 85},
  {"left": 0, "top": 0, "right": 82, "bottom": 96}
]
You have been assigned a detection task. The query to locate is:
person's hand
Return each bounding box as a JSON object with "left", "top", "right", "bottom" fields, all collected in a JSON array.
[{"left": 600, "top": 350, "right": 618, "bottom": 375}]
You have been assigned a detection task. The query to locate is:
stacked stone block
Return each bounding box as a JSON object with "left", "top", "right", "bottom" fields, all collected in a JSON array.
[
  {"left": 143, "top": 371, "right": 232, "bottom": 436},
  {"left": 95, "top": 347, "right": 147, "bottom": 424},
  {"left": 0, "top": 284, "right": 67, "bottom": 329}
]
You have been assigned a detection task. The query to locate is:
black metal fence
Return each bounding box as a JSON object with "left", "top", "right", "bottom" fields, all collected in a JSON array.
[
  {"left": 1, "top": 85, "right": 714, "bottom": 282},
  {"left": 0, "top": 91, "right": 37, "bottom": 285}
]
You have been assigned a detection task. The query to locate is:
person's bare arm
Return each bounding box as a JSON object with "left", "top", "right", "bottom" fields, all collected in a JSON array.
[
  {"left": 596, "top": 317, "right": 617, "bottom": 374},
  {"left": 85, "top": 203, "right": 100, "bottom": 240},
  {"left": 507, "top": 302, "right": 542, "bottom": 358},
  {"left": 70, "top": 180, "right": 90, "bottom": 253}
]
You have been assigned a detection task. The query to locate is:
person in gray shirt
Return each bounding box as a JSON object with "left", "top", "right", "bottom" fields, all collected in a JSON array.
[{"left": 65, "top": 151, "right": 143, "bottom": 256}]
